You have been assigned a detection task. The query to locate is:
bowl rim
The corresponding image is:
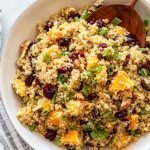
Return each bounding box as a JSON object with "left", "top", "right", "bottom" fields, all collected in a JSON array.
[{"left": 0, "top": 0, "right": 150, "bottom": 149}]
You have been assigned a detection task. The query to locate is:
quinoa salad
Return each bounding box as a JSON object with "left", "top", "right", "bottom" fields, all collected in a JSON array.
[{"left": 12, "top": 0, "right": 150, "bottom": 149}]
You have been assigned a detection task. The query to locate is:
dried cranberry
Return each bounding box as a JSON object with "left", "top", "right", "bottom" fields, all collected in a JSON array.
[
  {"left": 88, "top": 19, "right": 96, "bottom": 25},
  {"left": 25, "top": 74, "right": 35, "bottom": 87},
  {"left": 57, "top": 67, "right": 72, "bottom": 74},
  {"left": 45, "top": 129, "right": 57, "bottom": 141},
  {"left": 141, "top": 79, "right": 150, "bottom": 91},
  {"left": 115, "top": 110, "right": 128, "bottom": 120},
  {"left": 123, "top": 54, "right": 130, "bottom": 67},
  {"left": 43, "top": 84, "right": 57, "bottom": 99},
  {"left": 80, "top": 119, "right": 88, "bottom": 124},
  {"left": 125, "top": 34, "right": 137, "bottom": 44},
  {"left": 44, "top": 20, "right": 54, "bottom": 31},
  {"left": 68, "top": 11, "right": 80, "bottom": 19},
  {"left": 99, "top": 43, "right": 107, "bottom": 49},
  {"left": 69, "top": 52, "right": 84, "bottom": 61},
  {"left": 96, "top": 19, "right": 105, "bottom": 28},
  {"left": 57, "top": 37, "right": 71, "bottom": 47},
  {"left": 87, "top": 93, "right": 97, "bottom": 100}
]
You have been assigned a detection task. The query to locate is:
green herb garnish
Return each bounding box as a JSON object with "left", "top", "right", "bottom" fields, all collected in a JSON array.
[
  {"left": 61, "top": 115, "right": 67, "bottom": 121},
  {"left": 144, "top": 20, "right": 150, "bottom": 27},
  {"left": 81, "top": 10, "right": 89, "bottom": 20},
  {"left": 65, "top": 93, "right": 72, "bottom": 103},
  {"left": 83, "top": 121, "right": 94, "bottom": 131},
  {"left": 140, "top": 109, "right": 150, "bottom": 115},
  {"left": 41, "top": 109, "right": 50, "bottom": 116},
  {"left": 90, "top": 129, "right": 109, "bottom": 141},
  {"left": 111, "top": 17, "right": 122, "bottom": 25},
  {"left": 54, "top": 137, "right": 61, "bottom": 145},
  {"left": 58, "top": 51, "right": 67, "bottom": 58},
  {"left": 68, "top": 124, "right": 75, "bottom": 131},
  {"left": 43, "top": 54, "right": 51, "bottom": 63},
  {"left": 89, "top": 66, "right": 103, "bottom": 73},
  {"left": 57, "top": 74, "right": 67, "bottom": 84},
  {"left": 140, "top": 68, "right": 149, "bottom": 77},
  {"left": 29, "top": 123, "right": 37, "bottom": 132},
  {"left": 113, "top": 50, "right": 119, "bottom": 60},
  {"left": 81, "top": 87, "right": 89, "bottom": 97},
  {"left": 98, "top": 28, "right": 109, "bottom": 35},
  {"left": 107, "top": 65, "right": 115, "bottom": 76}
]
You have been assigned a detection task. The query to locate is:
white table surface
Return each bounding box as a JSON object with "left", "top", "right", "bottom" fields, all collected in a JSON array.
[{"left": 0, "top": 0, "right": 36, "bottom": 44}]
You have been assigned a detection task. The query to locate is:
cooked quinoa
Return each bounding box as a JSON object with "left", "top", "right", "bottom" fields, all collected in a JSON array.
[{"left": 12, "top": 0, "right": 150, "bottom": 149}]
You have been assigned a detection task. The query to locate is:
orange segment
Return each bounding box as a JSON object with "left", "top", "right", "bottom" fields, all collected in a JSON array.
[
  {"left": 61, "top": 131, "right": 81, "bottom": 145},
  {"left": 48, "top": 110, "right": 63, "bottom": 126},
  {"left": 109, "top": 71, "right": 134, "bottom": 92},
  {"left": 128, "top": 114, "right": 139, "bottom": 130}
]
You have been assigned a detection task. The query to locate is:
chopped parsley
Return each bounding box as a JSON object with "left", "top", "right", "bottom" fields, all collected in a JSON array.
[
  {"left": 81, "top": 10, "right": 89, "bottom": 20},
  {"left": 41, "top": 109, "right": 50, "bottom": 116},
  {"left": 43, "top": 54, "right": 51, "bottom": 63},
  {"left": 98, "top": 28, "right": 109, "bottom": 35},
  {"left": 107, "top": 65, "right": 115, "bottom": 76},
  {"left": 81, "top": 87, "right": 89, "bottom": 97},
  {"left": 140, "top": 68, "right": 149, "bottom": 77},
  {"left": 57, "top": 74, "right": 67, "bottom": 84},
  {"left": 29, "top": 123, "right": 37, "bottom": 132},
  {"left": 90, "top": 129, "right": 109, "bottom": 141}
]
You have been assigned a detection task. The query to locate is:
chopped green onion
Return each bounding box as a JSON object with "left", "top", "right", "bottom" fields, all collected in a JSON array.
[
  {"left": 83, "top": 121, "right": 94, "bottom": 131},
  {"left": 29, "top": 123, "right": 36, "bottom": 132},
  {"left": 68, "top": 124, "right": 75, "bottom": 131},
  {"left": 54, "top": 137, "right": 61, "bottom": 145},
  {"left": 107, "top": 65, "right": 115, "bottom": 76},
  {"left": 81, "top": 10, "right": 89, "bottom": 20},
  {"left": 140, "top": 109, "right": 150, "bottom": 115},
  {"left": 102, "top": 48, "right": 114, "bottom": 60},
  {"left": 41, "top": 109, "right": 50, "bottom": 116},
  {"left": 113, "top": 50, "right": 119, "bottom": 60},
  {"left": 111, "top": 17, "right": 122, "bottom": 25},
  {"left": 98, "top": 28, "right": 109, "bottom": 35},
  {"left": 65, "top": 93, "right": 72, "bottom": 103},
  {"left": 90, "top": 129, "right": 109, "bottom": 141},
  {"left": 144, "top": 20, "right": 150, "bottom": 27},
  {"left": 52, "top": 94, "right": 57, "bottom": 104},
  {"left": 89, "top": 66, "right": 103, "bottom": 73},
  {"left": 43, "top": 54, "right": 51, "bottom": 63},
  {"left": 57, "top": 74, "right": 67, "bottom": 84},
  {"left": 61, "top": 115, "right": 67, "bottom": 121},
  {"left": 75, "top": 17, "right": 81, "bottom": 22},
  {"left": 140, "top": 68, "right": 149, "bottom": 77},
  {"left": 58, "top": 51, "right": 67, "bottom": 58},
  {"left": 129, "top": 129, "right": 142, "bottom": 136},
  {"left": 81, "top": 87, "right": 89, "bottom": 97}
]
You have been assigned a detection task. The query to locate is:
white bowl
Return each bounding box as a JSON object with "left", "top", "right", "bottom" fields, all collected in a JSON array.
[{"left": 0, "top": 0, "right": 150, "bottom": 150}]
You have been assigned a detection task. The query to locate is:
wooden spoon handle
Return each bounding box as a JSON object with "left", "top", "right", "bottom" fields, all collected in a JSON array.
[{"left": 128, "top": 0, "right": 137, "bottom": 8}]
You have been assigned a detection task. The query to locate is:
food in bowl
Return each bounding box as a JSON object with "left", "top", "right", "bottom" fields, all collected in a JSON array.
[{"left": 12, "top": 0, "right": 150, "bottom": 149}]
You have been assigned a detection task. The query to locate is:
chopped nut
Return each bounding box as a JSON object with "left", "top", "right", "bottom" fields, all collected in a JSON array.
[
  {"left": 20, "top": 41, "right": 30, "bottom": 58},
  {"left": 74, "top": 59, "right": 80, "bottom": 68},
  {"left": 121, "top": 101, "right": 131, "bottom": 109}
]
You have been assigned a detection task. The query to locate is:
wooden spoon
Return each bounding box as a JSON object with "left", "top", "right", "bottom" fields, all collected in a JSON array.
[{"left": 87, "top": 0, "right": 146, "bottom": 47}]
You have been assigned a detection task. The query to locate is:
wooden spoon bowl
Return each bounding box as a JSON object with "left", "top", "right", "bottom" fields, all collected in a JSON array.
[{"left": 87, "top": 0, "right": 146, "bottom": 47}]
